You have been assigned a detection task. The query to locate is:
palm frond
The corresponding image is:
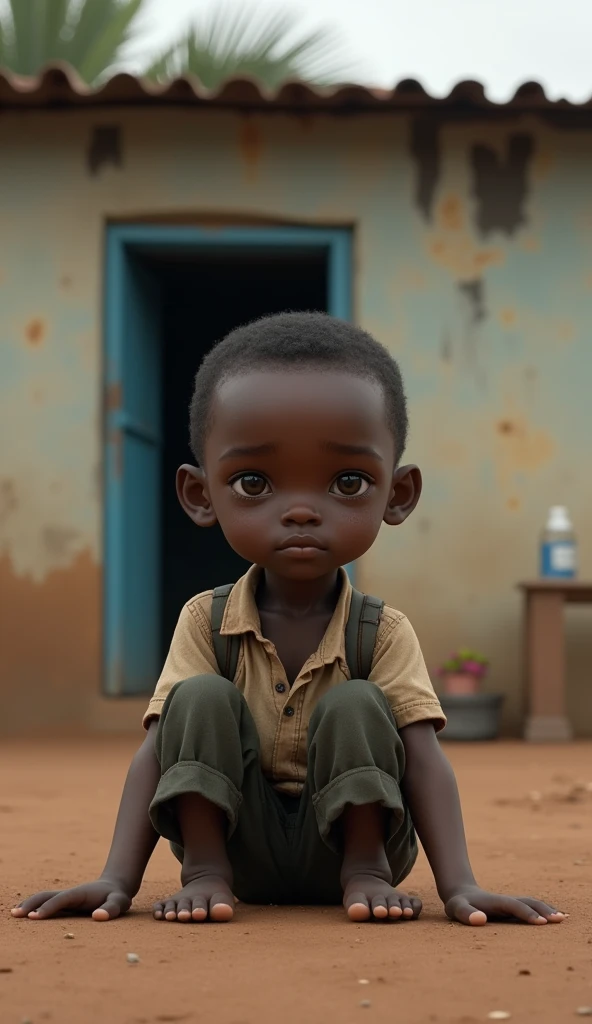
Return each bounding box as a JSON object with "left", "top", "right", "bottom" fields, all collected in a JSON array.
[
  {"left": 0, "top": 0, "right": 146, "bottom": 83},
  {"left": 144, "top": 3, "right": 352, "bottom": 90}
]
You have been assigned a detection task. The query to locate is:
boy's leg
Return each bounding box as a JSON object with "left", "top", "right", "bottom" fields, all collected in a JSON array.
[
  {"left": 149, "top": 675, "right": 294, "bottom": 921},
  {"left": 293, "top": 678, "right": 419, "bottom": 919}
]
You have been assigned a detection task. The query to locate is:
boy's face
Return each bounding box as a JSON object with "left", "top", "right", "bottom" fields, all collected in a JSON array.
[{"left": 178, "top": 369, "right": 421, "bottom": 581}]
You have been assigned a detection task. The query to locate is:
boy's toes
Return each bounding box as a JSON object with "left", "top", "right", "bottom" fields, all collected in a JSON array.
[
  {"left": 387, "top": 895, "right": 403, "bottom": 918},
  {"left": 191, "top": 897, "right": 208, "bottom": 922},
  {"left": 209, "top": 895, "right": 234, "bottom": 922},
  {"left": 153, "top": 901, "right": 164, "bottom": 920},
  {"left": 410, "top": 897, "right": 423, "bottom": 918},
  {"left": 164, "top": 900, "right": 178, "bottom": 921},
  {"left": 345, "top": 895, "right": 371, "bottom": 922},
  {"left": 176, "top": 898, "right": 192, "bottom": 922},
  {"left": 371, "top": 896, "right": 388, "bottom": 919}
]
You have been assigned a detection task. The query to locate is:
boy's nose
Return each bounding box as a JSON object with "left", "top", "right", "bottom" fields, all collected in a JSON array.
[{"left": 281, "top": 504, "right": 322, "bottom": 526}]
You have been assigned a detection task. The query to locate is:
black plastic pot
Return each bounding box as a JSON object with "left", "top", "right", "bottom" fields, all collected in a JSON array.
[{"left": 439, "top": 693, "right": 504, "bottom": 741}]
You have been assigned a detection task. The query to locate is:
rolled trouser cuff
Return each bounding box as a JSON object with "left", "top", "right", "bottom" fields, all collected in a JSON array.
[
  {"left": 149, "top": 760, "right": 242, "bottom": 845},
  {"left": 312, "top": 765, "right": 405, "bottom": 854}
]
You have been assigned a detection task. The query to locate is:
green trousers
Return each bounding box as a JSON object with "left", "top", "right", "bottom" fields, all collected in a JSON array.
[{"left": 149, "top": 675, "right": 417, "bottom": 905}]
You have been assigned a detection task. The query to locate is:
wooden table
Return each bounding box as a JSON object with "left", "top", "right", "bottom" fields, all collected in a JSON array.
[{"left": 519, "top": 581, "right": 592, "bottom": 741}]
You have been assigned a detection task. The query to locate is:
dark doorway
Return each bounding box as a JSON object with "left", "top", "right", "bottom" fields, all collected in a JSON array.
[{"left": 156, "top": 249, "right": 328, "bottom": 657}]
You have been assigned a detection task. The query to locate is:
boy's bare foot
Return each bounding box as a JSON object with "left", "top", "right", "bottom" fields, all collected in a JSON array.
[
  {"left": 342, "top": 872, "right": 422, "bottom": 921},
  {"left": 153, "top": 874, "right": 234, "bottom": 922}
]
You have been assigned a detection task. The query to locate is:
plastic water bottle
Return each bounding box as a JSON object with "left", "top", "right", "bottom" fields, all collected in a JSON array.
[{"left": 540, "top": 506, "right": 577, "bottom": 579}]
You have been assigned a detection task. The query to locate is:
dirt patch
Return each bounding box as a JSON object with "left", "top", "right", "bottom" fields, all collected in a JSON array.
[{"left": 2, "top": 739, "right": 591, "bottom": 1024}]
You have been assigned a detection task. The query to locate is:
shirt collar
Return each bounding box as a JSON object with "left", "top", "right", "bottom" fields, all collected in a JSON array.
[{"left": 221, "top": 564, "right": 352, "bottom": 669}]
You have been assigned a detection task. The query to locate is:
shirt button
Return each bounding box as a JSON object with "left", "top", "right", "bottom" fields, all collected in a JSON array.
[
  {"left": 275, "top": 682, "right": 286, "bottom": 693},
  {"left": 283, "top": 706, "right": 295, "bottom": 717}
]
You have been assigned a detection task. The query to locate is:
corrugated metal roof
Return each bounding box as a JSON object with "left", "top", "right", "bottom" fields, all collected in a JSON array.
[{"left": 1, "top": 62, "right": 591, "bottom": 113}]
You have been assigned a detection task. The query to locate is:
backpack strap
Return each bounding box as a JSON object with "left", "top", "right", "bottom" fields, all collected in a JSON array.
[
  {"left": 344, "top": 589, "right": 384, "bottom": 680},
  {"left": 211, "top": 584, "right": 241, "bottom": 681}
]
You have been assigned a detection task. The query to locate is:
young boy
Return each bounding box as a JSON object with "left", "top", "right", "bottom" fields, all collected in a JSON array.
[{"left": 13, "top": 313, "right": 564, "bottom": 927}]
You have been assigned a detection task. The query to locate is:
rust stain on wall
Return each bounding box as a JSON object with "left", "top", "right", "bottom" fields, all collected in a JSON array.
[
  {"left": 0, "top": 549, "right": 101, "bottom": 733},
  {"left": 471, "top": 134, "right": 534, "bottom": 237},
  {"left": 428, "top": 235, "right": 504, "bottom": 279},
  {"left": 438, "top": 194, "right": 464, "bottom": 232},
  {"left": 519, "top": 236, "right": 541, "bottom": 252},
  {"left": 500, "top": 307, "right": 517, "bottom": 327},
  {"left": 494, "top": 415, "right": 555, "bottom": 476},
  {"left": 531, "top": 149, "right": 555, "bottom": 182},
  {"left": 239, "top": 117, "right": 263, "bottom": 182},
  {"left": 25, "top": 317, "right": 46, "bottom": 346}
]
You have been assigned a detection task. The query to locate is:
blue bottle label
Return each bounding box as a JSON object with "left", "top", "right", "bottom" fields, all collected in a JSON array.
[{"left": 541, "top": 541, "right": 576, "bottom": 578}]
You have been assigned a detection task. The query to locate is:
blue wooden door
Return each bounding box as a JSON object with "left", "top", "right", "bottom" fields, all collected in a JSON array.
[{"left": 104, "top": 246, "right": 162, "bottom": 695}]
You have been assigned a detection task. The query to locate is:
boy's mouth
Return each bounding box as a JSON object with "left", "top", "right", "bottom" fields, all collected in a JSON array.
[{"left": 277, "top": 535, "right": 327, "bottom": 557}]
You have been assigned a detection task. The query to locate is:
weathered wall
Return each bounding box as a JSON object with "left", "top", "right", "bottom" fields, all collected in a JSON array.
[{"left": 1, "top": 107, "right": 591, "bottom": 734}]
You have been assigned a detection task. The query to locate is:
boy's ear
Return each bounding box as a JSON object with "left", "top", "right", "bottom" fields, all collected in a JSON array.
[
  {"left": 383, "top": 464, "right": 422, "bottom": 526},
  {"left": 176, "top": 464, "right": 218, "bottom": 527}
]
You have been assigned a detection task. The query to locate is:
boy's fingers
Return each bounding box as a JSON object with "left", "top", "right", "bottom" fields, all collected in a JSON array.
[
  {"left": 13, "top": 891, "right": 59, "bottom": 916},
  {"left": 492, "top": 897, "right": 547, "bottom": 924},
  {"left": 28, "top": 891, "right": 75, "bottom": 919},
  {"left": 519, "top": 897, "right": 565, "bottom": 922},
  {"left": 447, "top": 897, "right": 488, "bottom": 926},
  {"left": 92, "top": 896, "right": 129, "bottom": 921}
]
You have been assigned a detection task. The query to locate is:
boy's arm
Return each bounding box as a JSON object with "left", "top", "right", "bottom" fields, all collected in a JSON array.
[
  {"left": 12, "top": 722, "right": 161, "bottom": 921},
  {"left": 400, "top": 721, "right": 565, "bottom": 926}
]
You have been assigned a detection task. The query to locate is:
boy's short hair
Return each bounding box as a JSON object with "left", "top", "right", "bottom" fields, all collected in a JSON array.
[{"left": 189, "top": 311, "right": 408, "bottom": 465}]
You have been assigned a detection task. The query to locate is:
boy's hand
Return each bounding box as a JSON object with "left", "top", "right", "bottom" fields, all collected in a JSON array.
[
  {"left": 11, "top": 878, "right": 133, "bottom": 921},
  {"left": 444, "top": 886, "right": 566, "bottom": 926}
]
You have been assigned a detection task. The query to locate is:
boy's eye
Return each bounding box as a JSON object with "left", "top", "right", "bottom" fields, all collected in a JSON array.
[
  {"left": 331, "top": 474, "right": 370, "bottom": 497},
  {"left": 231, "top": 474, "right": 270, "bottom": 497}
]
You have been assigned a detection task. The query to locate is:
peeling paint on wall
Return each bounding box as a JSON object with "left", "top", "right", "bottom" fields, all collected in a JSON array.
[
  {"left": 471, "top": 133, "right": 535, "bottom": 236},
  {"left": 87, "top": 124, "right": 122, "bottom": 176},
  {"left": 410, "top": 116, "right": 440, "bottom": 221}
]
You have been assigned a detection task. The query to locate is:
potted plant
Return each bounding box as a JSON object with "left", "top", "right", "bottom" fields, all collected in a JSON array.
[
  {"left": 437, "top": 648, "right": 504, "bottom": 741},
  {"left": 438, "top": 648, "right": 489, "bottom": 695}
]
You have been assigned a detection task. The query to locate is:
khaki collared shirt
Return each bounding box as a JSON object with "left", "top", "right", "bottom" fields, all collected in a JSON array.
[{"left": 144, "top": 566, "right": 445, "bottom": 795}]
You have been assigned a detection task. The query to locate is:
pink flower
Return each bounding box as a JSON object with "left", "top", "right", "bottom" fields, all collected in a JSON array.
[{"left": 463, "top": 660, "right": 485, "bottom": 676}]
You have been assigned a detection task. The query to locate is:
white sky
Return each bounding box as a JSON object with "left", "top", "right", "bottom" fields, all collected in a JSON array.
[{"left": 133, "top": 0, "right": 592, "bottom": 102}]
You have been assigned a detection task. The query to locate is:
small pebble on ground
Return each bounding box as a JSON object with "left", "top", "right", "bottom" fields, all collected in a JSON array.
[
  {"left": 126, "top": 953, "right": 140, "bottom": 964},
  {"left": 488, "top": 1014, "right": 511, "bottom": 1021},
  {"left": 360, "top": 1000, "right": 371, "bottom": 1008}
]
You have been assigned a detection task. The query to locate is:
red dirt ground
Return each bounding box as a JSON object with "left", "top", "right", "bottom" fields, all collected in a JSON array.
[{"left": 1, "top": 738, "right": 592, "bottom": 1024}]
